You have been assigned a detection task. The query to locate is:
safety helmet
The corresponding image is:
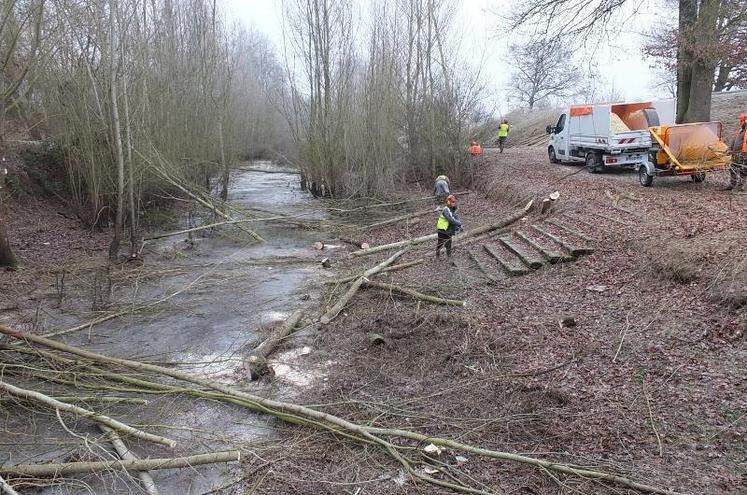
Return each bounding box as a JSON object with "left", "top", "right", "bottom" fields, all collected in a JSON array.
[
  {"left": 739, "top": 113, "right": 747, "bottom": 123},
  {"left": 446, "top": 194, "right": 457, "bottom": 205}
]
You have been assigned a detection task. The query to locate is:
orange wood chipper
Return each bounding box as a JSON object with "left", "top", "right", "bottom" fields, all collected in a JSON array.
[{"left": 641, "top": 120, "right": 732, "bottom": 186}]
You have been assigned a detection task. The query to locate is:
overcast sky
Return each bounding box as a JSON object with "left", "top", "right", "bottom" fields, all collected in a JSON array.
[{"left": 224, "top": 0, "right": 666, "bottom": 115}]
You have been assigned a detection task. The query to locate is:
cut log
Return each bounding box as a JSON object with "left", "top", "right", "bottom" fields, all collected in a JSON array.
[
  {"left": 530, "top": 224, "right": 594, "bottom": 257},
  {"left": 468, "top": 251, "right": 499, "bottom": 284},
  {"left": 100, "top": 426, "right": 159, "bottom": 495},
  {"left": 359, "top": 208, "right": 437, "bottom": 231},
  {"left": 0, "top": 451, "right": 240, "bottom": 478},
  {"left": 483, "top": 244, "right": 530, "bottom": 276},
  {"left": 313, "top": 241, "right": 325, "bottom": 250},
  {"left": 320, "top": 249, "right": 408, "bottom": 324},
  {"left": 540, "top": 198, "right": 553, "bottom": 215},
  {"left": 0, "top": 380, "right": 176, "bottom": 448},
  {"left": 325, "top": 259, "right": 424, "bottom": 285},
  {"left": 352, "top": 200, "right": 533, "bottom": 257},
  {"left": 362, "top": 281, "right": 465, "bottom": 307},
  {"left": 244, "top": 310, "right": 304, "bottom": 380},
  {"left": 338, "top": 237, "right": 370, "bottom": 249},
  {"left": 546, "top": 219, "right": 597, "bottom": 243},
  {"left": 498, "top": 236, "right": 544, "bottom": 269}
]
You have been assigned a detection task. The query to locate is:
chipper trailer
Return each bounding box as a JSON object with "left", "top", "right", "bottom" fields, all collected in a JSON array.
[{"left": 546, "top": 100, "right": 731, "bottom": 186}]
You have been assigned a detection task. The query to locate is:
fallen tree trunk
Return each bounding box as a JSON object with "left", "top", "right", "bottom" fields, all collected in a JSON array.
[
  {"left": 359, "top": 208, "right": 437, "bottom": 231},
  {"left": 0, "top": 379, "right": 176, "bottom": 448},
  {"left": 238, "top": 167, "right": 298, "bottom": 174},
  {"left": 326, "top": 191, "right": 471, "bottom": 213},
  {"left": 319, "top": 249, "right": 408, "bottom": 324},
  {"left": 351, "top": 200, "right": 533, "bottom": 257},
  {"left": 139, "top": 150, "right": 263, "bottom": 242},
  {"left": 144, "top": 215, "right": 313, "bottom": 241},
  {"left": 100, "top": 426, "right": 159, "bottom": 495},
  {"left": 0, "top": 450, "right": 240, "bottom": 478},
  {"left": 362, "top": 281, "right": 465, "bottom": 307},
  {"left": 325, "top": 259, "right": 424, "bottom": 285},
  {"left": 0, "top": 475, "right": 19, "bottom": 495},
  {"left": 0, "top": 326, "right": 679, "bottom": 495},
  {"left": 244, "top": 310, "right": 304, "bottom": 380},
  {"left": 338, "top": 237, "right": 370, "bottom": 249}
]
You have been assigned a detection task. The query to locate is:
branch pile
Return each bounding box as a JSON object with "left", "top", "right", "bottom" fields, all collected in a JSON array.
[{"left": 0, "top": 325, "right": 681, "bottom": 495}]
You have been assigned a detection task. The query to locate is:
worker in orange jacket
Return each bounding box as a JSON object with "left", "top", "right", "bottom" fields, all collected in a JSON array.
[
  {"left": 726, "top": 113, "right": 747, "bottom": 191},
  {"left": 469, "top": 141, "right": 482, "bottom": 156}
]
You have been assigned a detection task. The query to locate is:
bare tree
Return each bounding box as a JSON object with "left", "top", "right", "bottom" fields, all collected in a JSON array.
[
  {"left": 508, "top": 39, "right": 583, "bottom": 109},
  {"left": 507, "top": 0, "right": 747, "bottom": 123}
]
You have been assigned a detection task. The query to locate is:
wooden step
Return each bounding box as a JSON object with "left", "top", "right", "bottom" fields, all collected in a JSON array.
[
  {"left": 468, "top": 250, "right": 499, "bottom": 285},
  {"left": 483, "top": 244, "right": 530, "bottom": 276},
  {"left": 546, "top": 219, "right": 597, "bottom": 243},
  {"left": 530, "top": 224, "right": 595, "bottom": 257},
  {"left": 515, "top": 231, "right": 573, "bottom": 263},
  {"left": 498, "top": 236, "right": 544, "bottom": 269}
]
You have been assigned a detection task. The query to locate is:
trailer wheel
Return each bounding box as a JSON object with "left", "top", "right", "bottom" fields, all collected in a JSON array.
[
  {"left": 691, "top": 172, "right": 706, "bottom": 183},
  {"left": 639, "top": 166, "right": 653, "bottom": 187},
  {"left": 586, "top": 152, "right": 602, "bottom": 173},
  {"left": 548, "top": 146, "right": 560, "bottom": 164}
]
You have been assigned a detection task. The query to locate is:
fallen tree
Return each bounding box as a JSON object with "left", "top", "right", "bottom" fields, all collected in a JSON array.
[
  {"left": 0, "top": 325, "right": 681, "bottom": 495},
  {"left": 0, "top": 451, "right": 240, "bottom": 477},
  {"left": 244, "top": 310, "right": 305, "bottom": 380},
  {"left": 0, "top": 379, "right": 176, "bottom": 448},
  {"left": 100, "top": 425, "right": 159, "bottom": 495},
  {"left": 319, "top": 249, "right": 408, "bottom": 324},
  {"left": 351, "top": 200, "right": 533, "bottom": 257},
  {"left": 362, "top": 281, "right": 465, "bottom": 306},
  {"left": 325, "top": 259, "right": 424, "bottom": 285}
]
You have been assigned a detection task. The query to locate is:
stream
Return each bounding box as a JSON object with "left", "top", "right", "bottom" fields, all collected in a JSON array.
[{"left": 2, "top": 162, "right": 332, "bottom": 494}]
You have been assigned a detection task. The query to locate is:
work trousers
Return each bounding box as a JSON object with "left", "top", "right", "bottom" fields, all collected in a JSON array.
[
  {"left": 730, "top": 154, "right": 747, "bottom": 190},
  {"left": 436, "top": 230, "right": 452, "bottom": 257},
  {"left": 498, "top": 136, "right": 507, "bottom": 153}
]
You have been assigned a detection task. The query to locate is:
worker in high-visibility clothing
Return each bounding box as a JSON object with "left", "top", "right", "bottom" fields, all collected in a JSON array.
[
  {"left": 496, "top": 119, "right": 510, "bottom": 153},
  {"left": 726, "top": 113, "right": 747, "bottom": 191},
  {"left": 469, "top": 141, "right": 483, "bottom": 156},
  {"left": 434, "top": 175, "right": 450, "bottom": 203},
  {"left": 436, "top": 194, "right": 462, "bottom": 258}
]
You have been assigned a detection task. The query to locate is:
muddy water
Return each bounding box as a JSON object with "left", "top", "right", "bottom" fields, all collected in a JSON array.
[{"left": 2, "top": 162, "right": 333, "bottom": 494}]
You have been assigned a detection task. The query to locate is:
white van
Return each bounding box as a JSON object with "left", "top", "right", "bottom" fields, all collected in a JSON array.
[{"left": 546, "top": 100, "right": 676, "bottom": 172}]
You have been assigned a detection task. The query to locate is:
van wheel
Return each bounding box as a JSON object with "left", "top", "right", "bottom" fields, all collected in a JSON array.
[
  {"left": 691, "top": 172, "right": 706, "bottom": 183},
  {"left": 548, "top": 147, "right": 559, "bottom": 164},
  {"left": 639, "top": 166, "right": 653, "bottom": 187},
  {"left": 586, "top": 152, "right": 602, "bottom": 173}
]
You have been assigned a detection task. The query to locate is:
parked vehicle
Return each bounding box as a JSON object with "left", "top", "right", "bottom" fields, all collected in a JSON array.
[{"left": 546, "top": 99, "right": 731, "bottom": 186}]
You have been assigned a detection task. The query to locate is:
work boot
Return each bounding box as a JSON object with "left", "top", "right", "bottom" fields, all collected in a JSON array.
[{"left": 723, "top": 185, "right": 735, "bottom": 191}]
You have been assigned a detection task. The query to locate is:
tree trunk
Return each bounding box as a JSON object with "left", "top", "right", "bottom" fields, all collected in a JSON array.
[
  {"left": 218, "top": 120, "right": 229, "bottom": 202},
  {"left": 1, "top": 451, "right": 239, "bottom": 478},
  {"left": 713, "top": 64, "right": 732, "bottom": 92},
  {"left": 0, "top": 197, "right": 16, "bottom": 268},
  {"left": 243, "top": 310, "right": 304, "bottom": 380},
  {"left": 676, "top": 0, "right": 697, "bottom": 123},
  {"left": 108, "top": 0, "right": 125, "bottom": 261}
]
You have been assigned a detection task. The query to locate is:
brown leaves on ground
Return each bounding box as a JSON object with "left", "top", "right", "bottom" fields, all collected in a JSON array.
[{"left": 258, "top": 147, "right": 746, "bottom": 494}]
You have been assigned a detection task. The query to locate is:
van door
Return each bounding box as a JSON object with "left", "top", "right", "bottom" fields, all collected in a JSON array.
[{"left": 554, "top": 114, "right": 568, "bottom": 158}]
